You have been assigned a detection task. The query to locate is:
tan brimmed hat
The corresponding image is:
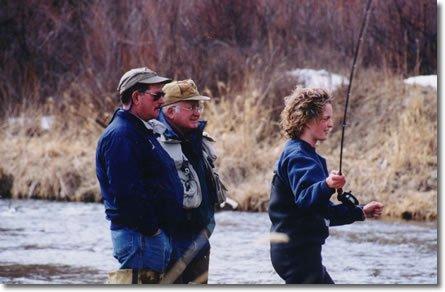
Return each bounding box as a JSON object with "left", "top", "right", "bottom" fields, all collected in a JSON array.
[
  {"left": 117, "top": 67, "right": 172, "bottom": 95},
  {"left": 162, "top": 79, "right": 210, "bottom": 106}
]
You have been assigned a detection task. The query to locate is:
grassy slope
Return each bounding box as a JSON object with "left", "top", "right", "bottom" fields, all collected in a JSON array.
[{"left": 0, "top": 70, "right": 437, "bottom": 220}]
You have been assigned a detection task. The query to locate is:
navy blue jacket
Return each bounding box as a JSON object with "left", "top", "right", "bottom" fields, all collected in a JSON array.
[
  {"left": 269, "top": 139, "right": 364, "bottom": 247},
  {"left": 96, "top": 109, "right": 184, "bottom": 236},
  {"left": 158, "top": 112, "right": 216, "bottom": 239}
]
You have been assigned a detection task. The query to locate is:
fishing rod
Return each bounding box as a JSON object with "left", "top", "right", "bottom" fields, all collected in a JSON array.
[{"left": 337, "top": 0, "right": 373, "bottom": 208}]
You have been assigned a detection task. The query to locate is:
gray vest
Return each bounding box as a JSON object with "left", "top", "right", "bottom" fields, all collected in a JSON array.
[
  {"left": 148, "top": 119, "right": 227, "bottom": 209},
  {"left": 158, "top": 134, "right": 202, "bottom": 209}
]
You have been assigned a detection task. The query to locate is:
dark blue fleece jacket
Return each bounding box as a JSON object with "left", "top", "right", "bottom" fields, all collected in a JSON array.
[
  {"left": 268, "top": 139, "right": 364, "bottom": 247},
  {"left": 96, "top": 109, "right": 184, "bottom": 236}
]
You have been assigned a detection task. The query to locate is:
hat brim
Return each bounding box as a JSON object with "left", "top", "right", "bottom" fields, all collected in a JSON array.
[
  {"left": 183, "top": 95, "right": 211, "bottom": 102},
  {"left": 163, "top": 95, "right": 211, "bottom": 107},
  {"left": 139, "top": 76, "right": 172, "bottom": 85}
]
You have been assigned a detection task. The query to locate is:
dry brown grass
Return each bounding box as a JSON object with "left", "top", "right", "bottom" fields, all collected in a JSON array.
[
  {"left": 336, "top": 70, "right": 437, "bottom": 220},
  {"left": 0, "top": 69, "right": 437, "bottom": 221},
  {"left": 0, "top": 100, "right": 102, "bottom": 202}
]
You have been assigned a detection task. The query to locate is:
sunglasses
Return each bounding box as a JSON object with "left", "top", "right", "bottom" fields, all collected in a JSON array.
[{"left": 142, "top": 90, "right": 165, "bottom": 101}]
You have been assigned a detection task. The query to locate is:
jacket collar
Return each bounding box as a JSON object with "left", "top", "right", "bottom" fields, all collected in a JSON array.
[
  {"left": 112, "top": 108, "right": 156, "bottom": 134},
  {"left": 289, "top": 138, "right": 317, "bottom": 154},
  {"left": 157, "top": 111, "right": 207, "bottom": 141}
]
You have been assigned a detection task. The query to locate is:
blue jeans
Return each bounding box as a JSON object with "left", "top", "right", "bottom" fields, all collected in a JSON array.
[{"left": 111, "top": 228, "right": 172, "bottom": 273}]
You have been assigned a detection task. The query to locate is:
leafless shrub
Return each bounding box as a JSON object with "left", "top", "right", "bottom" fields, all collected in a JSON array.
[{"left": 0, "top": 0, "right": 436, "bottom": 111}]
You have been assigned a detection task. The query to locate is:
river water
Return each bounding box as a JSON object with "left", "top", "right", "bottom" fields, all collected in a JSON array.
[{"left": 0, "top": 199, "right": 437, "bottom": 284}]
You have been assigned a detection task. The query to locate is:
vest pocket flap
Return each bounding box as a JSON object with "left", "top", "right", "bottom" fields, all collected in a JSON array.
[{"left": 159, "top": 142, "right": 184, "bottom": 163}]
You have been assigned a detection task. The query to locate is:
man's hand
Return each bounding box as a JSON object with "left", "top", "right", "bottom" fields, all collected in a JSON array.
[
  {"left": 363, "top": 201, "right": 384, "bottom": 219},
  {"left": 325, "top": 170, "right": 346, "bottom": 189}
]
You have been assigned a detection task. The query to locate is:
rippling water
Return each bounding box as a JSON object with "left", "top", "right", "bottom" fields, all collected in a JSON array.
[{"left": 0, "top": 199, "right": 437, "bottom": 284}]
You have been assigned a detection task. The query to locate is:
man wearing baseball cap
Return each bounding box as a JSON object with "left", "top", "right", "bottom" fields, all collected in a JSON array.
[
  {"left": 155, "top": 79, "right": 226, "bottom": 284},
  {"left": 96, "top": 67, "right": 184, "bottom": 283}
]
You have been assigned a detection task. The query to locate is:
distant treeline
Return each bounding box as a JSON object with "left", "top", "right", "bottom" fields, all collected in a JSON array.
[{"left": 0, "top": 0, "right": 436, "bottom": 110}]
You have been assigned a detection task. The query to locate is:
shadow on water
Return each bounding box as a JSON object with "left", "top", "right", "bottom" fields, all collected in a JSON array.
[{"left": 0, "top": 264, "right": 105, "bottom": 284}]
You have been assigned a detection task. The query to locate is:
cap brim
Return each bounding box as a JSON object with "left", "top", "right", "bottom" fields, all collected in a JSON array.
[
  {"left": 183, "top": 95, "right": 211, "bottom": 102},
  {"left": 139, "top": 76, "right": 172, "bottom": 85},
  {"left": 162, "top": 95, "right": 211, "bottom": 107}
]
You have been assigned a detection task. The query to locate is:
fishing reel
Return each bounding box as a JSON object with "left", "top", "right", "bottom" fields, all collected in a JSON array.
[{"left": 337, "top": 189, "right": 359, "bottom": 208}]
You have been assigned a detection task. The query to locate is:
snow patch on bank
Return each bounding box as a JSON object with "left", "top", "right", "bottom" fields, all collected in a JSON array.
[
  {"left": 40, "top": 116, "right": 54, "bottom": 130},
  {"left": 404, "top": 75, "right": 437, "bottom": 90},
  {"left": 7, "top": 115, "right": 54, "bottom": 131},
  {"left": 287, "top": 68, "right": 349, "bottom": 92}
]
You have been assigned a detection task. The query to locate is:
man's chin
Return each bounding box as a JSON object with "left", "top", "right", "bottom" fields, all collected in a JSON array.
[
  {"left": 153, "top": 109, "right": 161, "bottom": 117},
  {"left": 189, "top": 121, "right": 199, "bottom": 128}
]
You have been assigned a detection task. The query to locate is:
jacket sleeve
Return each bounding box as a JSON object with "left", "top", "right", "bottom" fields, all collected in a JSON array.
[
  {"left": 287, "top": 155, "right": 335, "bottom": 209},
  {"left": 319, "top": 202, "right": 365, "bottom": 226},
  {"left": 104, "top": 134, "right": 159, "bottom": 236}
]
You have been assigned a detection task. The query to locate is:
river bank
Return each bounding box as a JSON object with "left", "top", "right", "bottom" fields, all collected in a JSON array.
[{"left": 0, "top": 70, "right": 437, "bottom": 221}]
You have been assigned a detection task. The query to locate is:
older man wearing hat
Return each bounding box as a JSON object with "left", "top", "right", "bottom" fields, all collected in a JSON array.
[
  {"left": 96, "top": 67, "right": 184, "bottom": 283},
  {"left": 155, "top": 79, "right": 225, "bottom": 284}
]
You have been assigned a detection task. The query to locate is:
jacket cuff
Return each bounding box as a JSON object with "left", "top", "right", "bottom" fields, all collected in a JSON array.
[
  {"left": 354, "top": 205, "right": 366, "bottom": 221},
  {"left": 320, "top": 180, "right": 335, "bottom": 200}
]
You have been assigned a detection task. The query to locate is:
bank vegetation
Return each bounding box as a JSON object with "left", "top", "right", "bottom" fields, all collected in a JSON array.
[{"left": 0, "top": 0, "right": 437, "bottom": 220}]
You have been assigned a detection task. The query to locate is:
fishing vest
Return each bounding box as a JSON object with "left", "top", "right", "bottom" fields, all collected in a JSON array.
[
  {"left": 158, "top": 133, "right": 202, "bottom": 209},
  {"left": 148, "top": 120, "right": 227, "bottom": 209},
  {"left": 201, "top": 133, "right": 228, "bottom": 207}
]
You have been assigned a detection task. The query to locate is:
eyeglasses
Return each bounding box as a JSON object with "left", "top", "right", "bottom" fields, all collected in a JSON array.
[
  {"left": 180, "top": 103, "right": 204, "bottom": 114},
  {"left": 142, "top": 90, "right": 165, "bottom": 101}
]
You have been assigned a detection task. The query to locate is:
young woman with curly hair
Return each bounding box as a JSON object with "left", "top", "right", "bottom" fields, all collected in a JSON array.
[{"left": 268, "top": 87, "right": 383, "bottom": 284}]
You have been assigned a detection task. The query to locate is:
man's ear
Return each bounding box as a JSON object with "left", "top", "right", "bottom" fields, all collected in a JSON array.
[
  {"left": 131, "top": 91, "right": 140, "bottom": 106},
  {"left": 165, "top": 106, "right": 176, "bottom": 119}
]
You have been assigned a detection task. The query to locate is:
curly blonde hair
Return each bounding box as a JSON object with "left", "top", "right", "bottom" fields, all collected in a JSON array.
[{"left": 280, "top": 87, "right": 333, "bottom": 139}]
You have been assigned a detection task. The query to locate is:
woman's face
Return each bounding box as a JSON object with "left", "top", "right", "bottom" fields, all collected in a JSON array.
[{"left": 306, "top": 103, "right": 334, "bottom": 142}]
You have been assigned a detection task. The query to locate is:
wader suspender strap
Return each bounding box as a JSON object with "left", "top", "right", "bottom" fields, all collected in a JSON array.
[{"left": 132, "top": 269, "right": 138, "bottom": 284}]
